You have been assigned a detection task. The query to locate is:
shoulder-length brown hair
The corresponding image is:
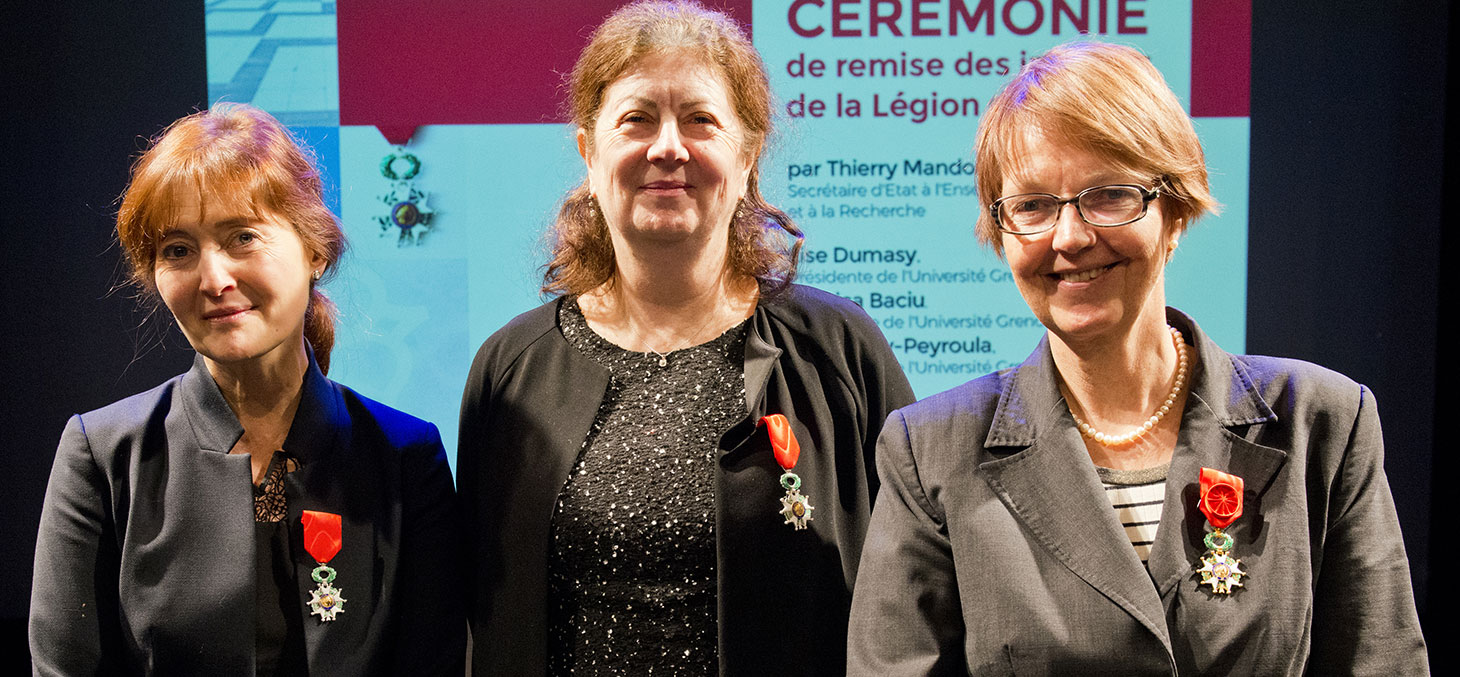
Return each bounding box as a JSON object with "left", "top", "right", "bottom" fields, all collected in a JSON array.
[
  {"left": 542, "top": 0, "right": 802, "bottom": 299},
  {"left": 115, "top": 103, "right": 347, "bottom": 373}
]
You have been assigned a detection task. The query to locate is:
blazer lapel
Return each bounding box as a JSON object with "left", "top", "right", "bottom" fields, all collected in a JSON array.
[
  {"left": 977, "top": 339, "right": 1173, "bottom": 650},
  {"left": 1148, "top": 313, "right": 1288, "bottom": 597},
  {"left": 280, "top": 353, "right": 379, "bottom": 670},
  {"left": 170, "top": 356, "right": 257, "bottom": 665},
  {"left": 178, "top": 353, "right": 245, "bottom": 453}
]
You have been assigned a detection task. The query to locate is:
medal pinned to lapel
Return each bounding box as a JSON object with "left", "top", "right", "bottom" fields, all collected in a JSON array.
[
  {"left": 762, "top": 414, "right": 814, "bottom": 530},
  {"left": 302, "top": 510, "right": 348, "bottom": 621},
  {"left": 1194, "top": 467, "right": 1248, "bottom": 594}
]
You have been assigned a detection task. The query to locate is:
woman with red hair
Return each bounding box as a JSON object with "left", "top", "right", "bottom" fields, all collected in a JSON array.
[{"left": 30, "top": 103, "right": 464, "bottom": 675}]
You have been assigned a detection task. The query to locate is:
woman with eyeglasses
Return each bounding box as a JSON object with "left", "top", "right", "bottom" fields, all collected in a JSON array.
[{"left": 847, "top": 42, "right": 1427, "bottom": 674}]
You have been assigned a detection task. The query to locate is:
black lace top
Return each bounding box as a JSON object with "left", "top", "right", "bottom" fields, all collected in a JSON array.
[
  {"left": 254, "top": 451, "right": 306, "bottom": 675},
  {"left": 546, "top": 298, "right": 748, "bottom": 675}
]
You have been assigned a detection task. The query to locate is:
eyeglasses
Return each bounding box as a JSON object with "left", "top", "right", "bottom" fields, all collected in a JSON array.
[{"left": 990, "top": 183, "right": 1161, "bottom": 235}]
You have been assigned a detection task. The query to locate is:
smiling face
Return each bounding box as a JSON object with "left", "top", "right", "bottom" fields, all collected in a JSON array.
[
  {"left": 999, "top": 127, "right": 1175, "bottom": 346},
  {"left": 578, "top": 51, "right": 753, "bottom": 256},
  {"left": 154, "top": 189, "right": 322, "bottom": 370}
]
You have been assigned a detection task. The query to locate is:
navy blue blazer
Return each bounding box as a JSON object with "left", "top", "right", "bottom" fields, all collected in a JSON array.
[
  {"left": 849, "top": 309, "right": 1427, "bottom": 675},
  {"left": 29, "top": 352, "right": 465, "bottom": 675}
]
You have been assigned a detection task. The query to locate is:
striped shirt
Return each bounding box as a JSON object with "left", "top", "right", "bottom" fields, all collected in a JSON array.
[{"left": 1096, "top": 464, "right": 1170, "bottom": 563}]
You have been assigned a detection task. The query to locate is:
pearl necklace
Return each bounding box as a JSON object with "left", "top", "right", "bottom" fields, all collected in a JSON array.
[{"left": 1070, "top": 326, "right": 1189, "bottom": 447}]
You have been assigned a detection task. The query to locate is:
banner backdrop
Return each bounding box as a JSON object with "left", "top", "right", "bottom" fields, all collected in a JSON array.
[{"left": 204, "top": 0, "right": 1250, "bottom": 468}]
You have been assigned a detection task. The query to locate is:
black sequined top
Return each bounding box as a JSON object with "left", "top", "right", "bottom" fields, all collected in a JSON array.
[{"left": 547, "top": 298, "right": 749, "bottom": 676}]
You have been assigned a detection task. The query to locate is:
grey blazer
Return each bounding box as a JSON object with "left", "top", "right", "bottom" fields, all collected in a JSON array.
[
  {"left": 29, "top": 352, "right": 465, "bottom": 675},
  {"left": 848, "top": 309, "right": 1427, "bottom": 675}
]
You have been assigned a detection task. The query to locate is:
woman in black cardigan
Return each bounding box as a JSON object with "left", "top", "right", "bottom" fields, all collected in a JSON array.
[
  {"left": 457, "top": 2, "right": 914, "bottom": 674},
  {"left": 29, "top": 103, "right": 463, "bottom": 675}
]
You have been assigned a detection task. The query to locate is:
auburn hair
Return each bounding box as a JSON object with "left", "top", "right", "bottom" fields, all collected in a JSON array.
[{"left": 116, "top": 103, "right": 346, "bottom": 372}]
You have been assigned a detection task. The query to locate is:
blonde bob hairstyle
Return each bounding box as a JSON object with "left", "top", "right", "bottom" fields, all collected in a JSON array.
[
  {"left": 115, "top": 103, "right": 347, "bottom": 373},
  {"left": 974, "top": 41, "right": 1220, "bottom": 256},
  {"left": 543, "top": 0, "right": 802, "bottom": 299}
]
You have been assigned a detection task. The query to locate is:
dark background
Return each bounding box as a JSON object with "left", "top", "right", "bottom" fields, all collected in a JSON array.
[{"left": 5, "top": 0, "right": 1450, "bottom": 670}]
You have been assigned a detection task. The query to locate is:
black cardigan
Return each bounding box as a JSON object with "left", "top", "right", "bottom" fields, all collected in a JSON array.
[
  {"left": 30, "top": 352, "right": 465, "bottom": 675},
  {"left": 458, "top": 285, "right": 915, "bottom": 675}
]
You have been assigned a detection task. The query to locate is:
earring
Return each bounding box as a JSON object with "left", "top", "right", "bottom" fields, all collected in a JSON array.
[{"left": 312, "top": 269, "right": 323, "bottom": 282}]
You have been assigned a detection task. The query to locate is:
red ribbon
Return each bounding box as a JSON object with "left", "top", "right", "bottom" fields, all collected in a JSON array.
[
  {"left": 761, "top": 414, "right": 800, "bottom": 471},
  {"left": 1198, "top": 467, "right": 1244, "bottom": 529},
  {"left": 301, "top": 510, "right": 343, "bottom": 564}
]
